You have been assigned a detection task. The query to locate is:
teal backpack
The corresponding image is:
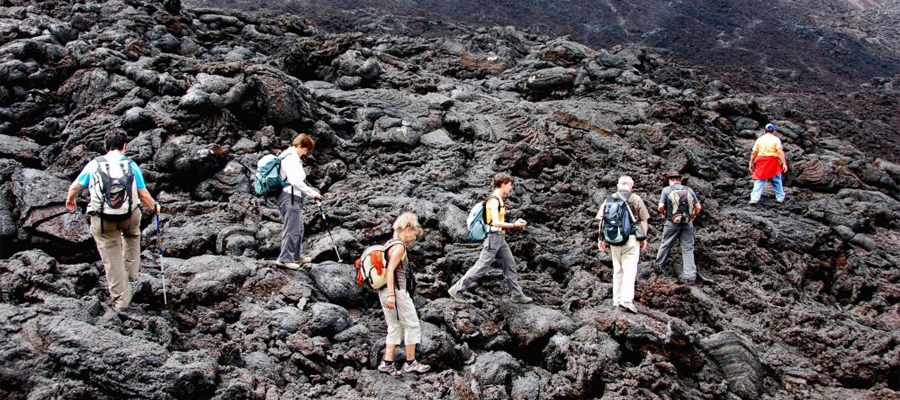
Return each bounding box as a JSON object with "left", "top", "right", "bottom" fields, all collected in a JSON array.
[{"left": 253, "top": 153, "right": 289, "bottom": 196}]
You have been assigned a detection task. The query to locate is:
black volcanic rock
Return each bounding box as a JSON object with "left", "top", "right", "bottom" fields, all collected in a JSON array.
[{"left": 0, "top": 0, "right": 897, "bottom": 399}]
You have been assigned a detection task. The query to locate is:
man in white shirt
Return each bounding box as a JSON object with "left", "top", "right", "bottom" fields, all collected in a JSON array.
[{"left": 276, "top": 133, "right": 322, "bottom": 269}]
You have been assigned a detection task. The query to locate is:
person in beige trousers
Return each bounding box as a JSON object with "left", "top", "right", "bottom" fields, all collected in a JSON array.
[
  {"left": 65, "top": 131, "right": 160, "bottom": 311},
  {"left": 597, "top": 176, "right": 650, "bottom": 313},
  {"left": 377, "top": 212, "right": 431, "bottom": 377}
]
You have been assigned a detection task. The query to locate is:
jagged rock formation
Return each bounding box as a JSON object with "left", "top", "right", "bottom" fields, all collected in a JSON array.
[{"left": 0, "top": 0, "right": 898, "bottom": 399}]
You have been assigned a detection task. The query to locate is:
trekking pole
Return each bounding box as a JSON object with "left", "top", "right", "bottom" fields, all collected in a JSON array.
[
  {"left": 316, "top": 200, "right": 343, "bottom": 262},
  {"left": 155, "top": 214, "right": 168, "bottom": 305}
]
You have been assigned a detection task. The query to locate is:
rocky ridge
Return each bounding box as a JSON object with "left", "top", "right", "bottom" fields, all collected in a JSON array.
[{"left": 0, "top": 0, "right": 898, "bottom": 399}]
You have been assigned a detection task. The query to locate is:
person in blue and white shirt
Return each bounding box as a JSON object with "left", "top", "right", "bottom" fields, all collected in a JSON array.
[{"left": 65, "top": 130, "right": 160, "bottom": 311}]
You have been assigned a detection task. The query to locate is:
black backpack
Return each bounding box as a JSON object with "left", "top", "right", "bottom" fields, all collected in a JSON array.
[{"left": 601, "top": 193, "right": 635, "bottom": 246}]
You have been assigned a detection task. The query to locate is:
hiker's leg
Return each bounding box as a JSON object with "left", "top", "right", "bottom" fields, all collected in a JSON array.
[
  {"left": 620, "top": 236, "right": 640, "bottom": 305},
  {"left": 610, "top": 244, "right": 625, "bottom": 305},
  {"left": 771, "top": 173, "right": 785, "bottom": 201},
  {"left": 750, "top": 179, "right": 765, "bottom": 202},
  {"left": 384, "top": 344, "right": 397, "bottom": 362},
  {"left": 295, "top": 204, "right": 305, "bottom": 261},
  {"left": 405, "top": 344, "right": 417, "bottom": 361},
  {"left": 495, "top": 236, "right": 525, "bottom": 297},
  {"left": 277, "top": 191, "right": 301, "bottom": 262},
  {"left": 91, "top": 217, "right": 131, "bottom": 308},
  {"left": 655, "top": 221, "right": 679, "bottom": 268},
  {"left": 451, "top": 234, "right": 500, "bottom": 293},
  {"left": 680, "top": 223, "right": 697, "bottom": 282},
  {"left": 395, "top": 290, "right": 421, "bottom": 353},
  {"left": 379, "top": 288, "right": 403, "bottom": 358},
  {"left": 121, "top": 208, "right": 142, "bottom": 280}
]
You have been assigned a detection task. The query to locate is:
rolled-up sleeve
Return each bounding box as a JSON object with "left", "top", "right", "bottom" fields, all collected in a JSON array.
[
  {"left": 74, "top": 161, "right": 96, "bottom": 187},
  {"left": 130, "top": 161, "right": 146, "bottom": 188}
]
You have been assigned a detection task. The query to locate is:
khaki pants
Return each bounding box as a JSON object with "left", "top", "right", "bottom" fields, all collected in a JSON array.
[
  {"left": 90, "top": 208, "right": 141, "bottom": 308},
  {"left": 378, "top": 288, "right": 422, "bottom": 345},
  {"left": 610, "top": 235, "right": 640, "bottom": 306}
]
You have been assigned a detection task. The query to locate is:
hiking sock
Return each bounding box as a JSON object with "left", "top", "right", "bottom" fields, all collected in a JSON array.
[
  {"left": 405, "top": 358, "right": 416, "bottom": 365},
  {"left": 382, "top": 359, "right": 393, "bottom": 366}
]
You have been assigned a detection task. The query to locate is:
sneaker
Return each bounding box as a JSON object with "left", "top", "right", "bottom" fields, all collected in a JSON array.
[
  {"left": 776, "top": 198, "right": 785, "bottom": 203},
  {"left": 619, "top": 302, "right": 638, "bottom": 313},
  {"left": 275, "top": 260, "right": 301, "bottom": 270},
  {"left": 295, "top": 256, "right": 313, "bottom": 264},
  {"left": 512, "top": 295, "right": 533, "bottom": 304},
  {"left": 448, "top": 287, "right": 474, "bottom": 304},
  {"left": 378, "top": 362, "right": 403, "bottom": 377},
  {"left": 748, "top": 200, "right": 758, "bottom": 205},
  {"left": 402, "top": 360, "right": 431, "bottom": 374}
]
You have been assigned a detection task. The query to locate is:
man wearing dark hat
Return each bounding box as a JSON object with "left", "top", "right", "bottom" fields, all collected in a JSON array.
[{"left": 656, "top": 171, "right": 702, "bottom": 284}]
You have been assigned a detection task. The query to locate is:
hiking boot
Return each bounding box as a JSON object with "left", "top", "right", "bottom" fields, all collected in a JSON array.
[
  {"left": 448, "top": 288, "right": 474, "bottom": 304},
  {"left": 619, "top": 302, "right": 638, "bottom": 313},
  {"left": 275, "top": 260, "right": 301, "bottom": 270},
  {"left": 295, "top": 256, "right": 313, "bottom": 264},
  {"left": 776, "top": 198, "right": 785, "bottom": 203},
  {"left": 402, "top": 360, "right": 431, "bottom": 374},
  {"left": 377, "top": 361, "right": 403, "bottom": 377},
  {"left": 512, "top": 295, "right": 533, "bottom": 304},
  {"left": 748, "top": 200, "right": 758, "bottom": 205}
]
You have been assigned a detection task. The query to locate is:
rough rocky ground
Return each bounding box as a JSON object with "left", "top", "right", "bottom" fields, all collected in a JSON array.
[{"left": 1, "top": 0, "right": 899, "bottom": 399}]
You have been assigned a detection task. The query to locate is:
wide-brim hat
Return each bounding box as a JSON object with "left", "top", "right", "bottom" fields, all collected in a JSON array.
[{"left": 665, "top": 171, "right": 682, "bottom": 180}]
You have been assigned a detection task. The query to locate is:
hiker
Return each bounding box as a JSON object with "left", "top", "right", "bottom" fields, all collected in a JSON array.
[
  {"left": 597, "top": 176, "right": 650, "bottom": 313},
  {"left": 275, "top": 133, "right": 322, "bottom": 270},
  {"left": 748, "top": 123, "right": 788, "bottom": 205},
  {"left": 378, "top": 212, "right": 431, "bottom": 377},
  {"left": 655, "top": 171, "right": 702, "bottom": 284},
  {"left": 448, "top": 173, "right": 533, "bottom": 304},
  {"left": 64, "top": 130, "right": 161, "bottom": 311}
]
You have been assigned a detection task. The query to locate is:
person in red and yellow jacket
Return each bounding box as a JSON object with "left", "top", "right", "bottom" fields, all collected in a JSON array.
[{"left": 748, "top": 123, "right": 788, "bottom": 205}]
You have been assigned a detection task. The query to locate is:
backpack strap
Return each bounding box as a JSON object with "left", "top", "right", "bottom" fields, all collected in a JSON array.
[
  {"left": 485, "top": 195, "right": 501, "bottom": 225},
  {"left": 384, "top": 239, "right": 407, "bottom": 290}
]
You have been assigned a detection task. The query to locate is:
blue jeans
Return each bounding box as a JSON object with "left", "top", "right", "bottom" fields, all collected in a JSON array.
[{"left": 750, "top": 173, "right": 785, "bottom": 202}]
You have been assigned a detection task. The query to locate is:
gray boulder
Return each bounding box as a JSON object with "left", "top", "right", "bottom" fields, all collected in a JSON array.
[
  {"left": 466, "top": 351, "right": 522, "bottom": 386},
  {"left": 308, "top": 261, "right": 362, "bottom": 307},
  {"left": 307, "top": 302, "right": 352, "bottom": 336}
]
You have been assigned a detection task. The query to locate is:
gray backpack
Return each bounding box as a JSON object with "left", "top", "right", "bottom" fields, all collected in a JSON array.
[{"left": 666, "top": 186, "right": 695, "bottom": 224}]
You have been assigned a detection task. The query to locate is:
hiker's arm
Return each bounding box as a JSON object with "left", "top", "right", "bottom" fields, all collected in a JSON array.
[
  {"left": 596, "top": 203, "right": 606, "bottom": 252},
  {"left": 748, "top": 149, "right": 759, "bottom": 171},
  {"left": 691, "top": 202, "right": 702, "bottom": 221},
  {"left": 489, "top": 200, "right": 521, "bottom": 229},
  {"left": 778, "top": 147, "right": 788, "bottom": 172},
  {"left": 283, "top": 157, "right": 322, "bottom": 199},
  {"left": 137, "top": 188, "right": 161, "bottom": 214},
  {"left": 384, "top": 245, "right": 405, "bottom": 309},
  {"left": 65, "top": 182, "right": 83, "bottom": 211},
  {"left": 657, "top": 203, "right": 665, "bottom": 220}
]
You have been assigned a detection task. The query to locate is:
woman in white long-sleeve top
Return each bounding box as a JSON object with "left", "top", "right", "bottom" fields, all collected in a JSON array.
[{"left": 276, "top": 133, "right": 322, "bottom": 270}]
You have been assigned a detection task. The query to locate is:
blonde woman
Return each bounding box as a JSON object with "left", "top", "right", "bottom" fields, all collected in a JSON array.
[{"left": 377, "top": 212, "right": 431, "bottom": 376}]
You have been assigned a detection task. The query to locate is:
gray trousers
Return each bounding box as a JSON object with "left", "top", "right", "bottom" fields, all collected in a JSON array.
[
  {"left": 450, "top": 234, "right": 525, "bottom": 297},
  {"left": 655, "top": 221, "right": 696, "bottom": 282},
  {"left": 277, "top": 191, "right": 304, "bottom": 262}
]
